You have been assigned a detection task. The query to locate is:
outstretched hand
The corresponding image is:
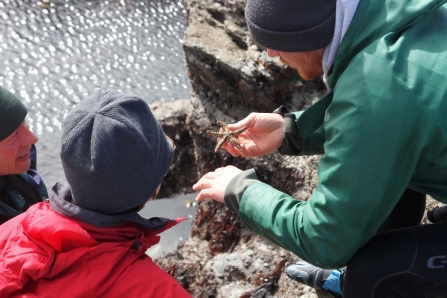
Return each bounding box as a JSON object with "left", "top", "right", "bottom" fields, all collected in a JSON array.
[
  {"left": 193, "top": 166, "right": 243, "bottom": 203},
  {"left": 218, "top": 113, "right": 285, "bottom": 157}
]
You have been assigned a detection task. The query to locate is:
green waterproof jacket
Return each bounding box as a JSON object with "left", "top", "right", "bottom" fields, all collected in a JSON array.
[{"left": 224, "top": 0, "right": 447, "bottom": 268}]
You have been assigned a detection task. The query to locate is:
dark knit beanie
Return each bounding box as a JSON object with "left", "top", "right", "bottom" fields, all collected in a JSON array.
[
  {"left": 60, "top": 88, "right": 174, "bottom": 214},
  {"left": 0, "top": 86, "right": 27, "bottom": 141},
  {"left": 245, "top": 0, "right": 336, "bottom": 52}
]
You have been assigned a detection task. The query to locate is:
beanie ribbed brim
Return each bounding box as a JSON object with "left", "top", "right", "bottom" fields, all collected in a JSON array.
[
  {"left": 246, "top": 10, "right": 336, "bottom": 52},
  {"left": 0, "top": 87, "right": 27, "bottom": 141}
]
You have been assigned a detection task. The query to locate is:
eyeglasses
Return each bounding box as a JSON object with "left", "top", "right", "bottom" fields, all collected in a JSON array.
[{"left": 165, "top": 135, "right": 176, "bottom": 150}]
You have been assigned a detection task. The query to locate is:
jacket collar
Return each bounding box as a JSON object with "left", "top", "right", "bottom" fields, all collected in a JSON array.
[{"left": 49, "top": 181, "right": 174, "bottom": 229}]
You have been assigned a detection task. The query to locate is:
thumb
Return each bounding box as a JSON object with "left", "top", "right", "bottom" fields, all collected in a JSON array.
[{"left": 227, "top": 114, "right": 255, "bottom": 130}]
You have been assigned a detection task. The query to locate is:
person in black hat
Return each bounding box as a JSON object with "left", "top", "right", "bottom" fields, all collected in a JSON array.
[
  {"left": 193, "top": 0, "right": 447, "bottom": 296},
  {"left": 0, "top": 88, "right": 191, "bottom": 297},
  {"left": 0, "top": 86, "right": 48, "bottom": 224}
]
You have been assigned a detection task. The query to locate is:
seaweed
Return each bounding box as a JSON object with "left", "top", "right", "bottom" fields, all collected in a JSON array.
[
  {"left": 208, "top": 209, "right": 241, "bottom": 254},
  {"left": 240, "top": 256, "right": 290, "bottom": 298},
  {"left": 192, "top": 199, "right": 242, "bottom": 254}
]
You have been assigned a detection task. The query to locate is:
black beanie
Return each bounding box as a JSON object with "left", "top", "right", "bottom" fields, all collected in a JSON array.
[
  {"left": 60, "top": 89, "right": 175, "bottom": 214},
  {"left": 0, "top": 86, "right": 27, "bottom": 141},
  {"left": 245, "top": 0, "right": 336, "bottom": 52}
]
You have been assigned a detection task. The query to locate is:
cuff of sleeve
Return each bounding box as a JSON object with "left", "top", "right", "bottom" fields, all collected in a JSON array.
[
  {"left": 224, "top": 168, "right": 264, "bottom": 215},
  {"left": 273, "top": 106, "right": 303, "bottom": 155},
  {"left": 279, "top": 113, "right": 303, "bottom": 155}
]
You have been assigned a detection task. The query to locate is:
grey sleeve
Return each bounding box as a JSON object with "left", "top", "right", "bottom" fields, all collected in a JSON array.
[
  {"left": 224, "top": 168, "right": 264, "bottom": 215},
  {"left": 279, "top": 113, "right": 303, "bottom": 155}
]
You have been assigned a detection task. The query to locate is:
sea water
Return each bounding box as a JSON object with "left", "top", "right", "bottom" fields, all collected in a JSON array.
[{"left": 0, "top": 0, "right": 194, "bottom": 257}]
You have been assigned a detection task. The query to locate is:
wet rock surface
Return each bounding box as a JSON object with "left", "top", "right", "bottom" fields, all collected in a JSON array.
[{"left": 150, "top": 99, "right": 197, "bottom": 198}]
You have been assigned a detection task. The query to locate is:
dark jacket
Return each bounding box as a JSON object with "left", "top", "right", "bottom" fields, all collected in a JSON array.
[{"left": 0, "top": 145, "right": 48, "bottom": 224}]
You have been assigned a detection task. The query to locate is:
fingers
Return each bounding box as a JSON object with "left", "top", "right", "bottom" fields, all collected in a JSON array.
[
  {"left": 228, "top": 113, "right": 257, "bottom": 130},
  {"left": 192, "top": 177, "right": 213, "bottom": 191},
  {"left": 222, "top": 143, "right": 242, "bottom": 157},
  {"left": 193, "top": 166, "right": 242, "bottom": 203},
  {"left": 195, "top": 189, "right": 213, "bottom": 202},
  {"left": 227, "top": 122, "right": 246, "bottom": 131},
  {"left": 193, "top": 178, "right": 214, "bottom": 202},
  {"left": 192, "top": 169, "right": 221, "bottom": 193},
  {"left": 224, "top": 141, "right": 257, "bottom": 158}
]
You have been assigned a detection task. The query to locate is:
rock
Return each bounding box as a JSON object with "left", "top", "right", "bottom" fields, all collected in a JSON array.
[
  {"left": 150, "top": 99, "right": 196, "bottom": 198},
  {"left": 153, "top": 0, "right": 333, "bottom": 296}
]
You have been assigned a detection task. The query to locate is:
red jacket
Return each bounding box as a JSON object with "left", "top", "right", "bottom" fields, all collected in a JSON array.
[{"left": 0, "top": 198, "right": 191, "bottom": 297}]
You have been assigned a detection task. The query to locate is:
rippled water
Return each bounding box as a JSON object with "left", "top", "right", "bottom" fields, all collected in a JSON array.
[{"left": 0, "top": 0, "right": 190, "bottom": 186}]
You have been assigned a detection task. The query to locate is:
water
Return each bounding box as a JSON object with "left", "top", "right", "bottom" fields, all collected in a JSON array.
[
  {"left": 0, "top": 0, "right": 191, "bottom": 186},
  {"left": 140, "top": 192, "right": 198, "bottom": 259}
]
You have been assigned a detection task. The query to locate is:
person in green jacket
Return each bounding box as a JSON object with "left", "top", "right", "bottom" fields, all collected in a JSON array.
[
  {"left": 193, "top": 0, "right": 447, "bottom": 296},
  {"left": 0, "top": 86, "right": 48, "bottom": 224}
]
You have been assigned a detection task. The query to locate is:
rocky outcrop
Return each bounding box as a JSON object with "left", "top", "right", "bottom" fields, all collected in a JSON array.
[
  {"left": 152, "top": 0, "right": 334, "bottom": 296},
  {"left": 150, "top": 99, "right": 197, "bottom": 198},
  {"left": 151, "top": 0, "right": 443, "bottom": 297},
  {"left": 182, "top": 0, "right": 327, "bottom": 200}
]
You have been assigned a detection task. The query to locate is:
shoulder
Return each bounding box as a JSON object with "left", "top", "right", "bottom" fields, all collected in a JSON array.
[{"left": 334, "top": 32, "right": 447, "bottom": 129}]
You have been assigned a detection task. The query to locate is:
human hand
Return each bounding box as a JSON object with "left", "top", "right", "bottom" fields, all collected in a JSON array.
[
  {"left": 193, "top": 166, "right": 243, "bottom": 203},
  {"left": 219, "top": 113, "right": 284, "bottom": 157}
]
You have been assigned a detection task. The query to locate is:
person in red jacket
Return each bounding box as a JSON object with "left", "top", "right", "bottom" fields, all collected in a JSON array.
[{"left": 0, "top": 88, "right": 191, "bottom": 297}]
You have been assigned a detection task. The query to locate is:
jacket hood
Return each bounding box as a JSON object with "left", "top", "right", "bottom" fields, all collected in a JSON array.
[
  {"left": 0, "top": 183, "right": 186, "bottom": 291},
  {"left": 330, "top": 0, "right": 447, "bottom": 87}
]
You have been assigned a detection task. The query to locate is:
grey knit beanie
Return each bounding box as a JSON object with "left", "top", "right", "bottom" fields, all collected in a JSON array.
[
  {"left": 60, "top": 89, "right": 174, "bottom": 214},
  {"left": 245, "top": 0, "right": 336, "bottom": 52},
  {"left": 0, "top": 86, "right": 27, "bottom": 141}
]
